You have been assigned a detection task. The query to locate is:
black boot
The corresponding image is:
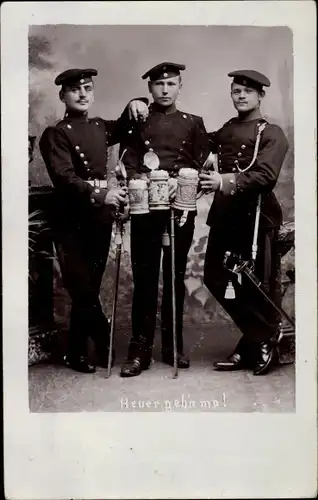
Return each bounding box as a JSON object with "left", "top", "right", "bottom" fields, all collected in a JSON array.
[
  {"left": 64, "top": 355, "right": 96, "bottom": 374},
  {"left": 253, "top": 341, "right": 278, "bottom": 376},
  {"left": 161, "top": 351, "right": 190, "bottom": 368},
  {"left": 214, "top": 352, "right": 245, "bottom": 371},
  {"left": 214, "top": 337, "right": 256, "bottom": 371},
  {"left": 120, "top": 355, "right": 152, "bottom": 378}
]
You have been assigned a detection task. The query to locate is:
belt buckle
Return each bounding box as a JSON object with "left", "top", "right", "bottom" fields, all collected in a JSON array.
[{"left": 94, "top": 179, "right": 100, "bottom": 189}]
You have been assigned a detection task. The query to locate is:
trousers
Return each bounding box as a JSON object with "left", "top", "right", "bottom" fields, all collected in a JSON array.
[
  {"left": 53, "top": 215, "right": 113, "bottom": 359},
  {"left": 128, "top": 210, "right": 195, "bottom": 358},
  {"left": 204, "top": 225, "right": 281, "bottom": 347}
]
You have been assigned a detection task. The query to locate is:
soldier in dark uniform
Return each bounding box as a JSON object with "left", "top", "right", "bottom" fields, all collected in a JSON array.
[
  {"left": 119, "top": 62, "right": 210, "bottom": 377},
  {"left": 199, "top": 70, "right": 289, "bottom": 375},
  {"left": 39, "top": 68, "right": 149, "bottom": 373}
]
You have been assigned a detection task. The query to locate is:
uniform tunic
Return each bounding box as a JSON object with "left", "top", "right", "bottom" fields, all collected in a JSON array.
[
  {"left": 204, "top": 117, "right": 289, "bottom": 346},
  {"left": 39, "top": 108, "right": 136, "bottom": 360},
  {"left": 120, "top": 102, "right": 210, "bottom": 358}
]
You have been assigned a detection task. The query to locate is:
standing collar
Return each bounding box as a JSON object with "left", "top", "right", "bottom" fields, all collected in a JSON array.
[
  {"left": 151, "top": 102, "right": 177, "bottom": 115},
  {"left": 236, "top": 108, "right": 263, "bottom": 123},
  {"left": 64, "top": 110, "right": 89, "bottom": 122}
]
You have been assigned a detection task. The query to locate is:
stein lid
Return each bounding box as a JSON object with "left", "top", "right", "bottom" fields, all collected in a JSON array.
[
  {"left": 149, "top": 169, "right": 169, "bottom": 179},
  {"left": 143, "top": 151, "right": 160, "bottom": 171}
]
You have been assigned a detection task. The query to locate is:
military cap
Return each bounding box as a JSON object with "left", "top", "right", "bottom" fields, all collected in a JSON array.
[
  {"left": 228, "top": 70, "right": 271, "bottom": 90},
  {"left": 142, "top": 62, "right": 186, "bottom": 81},
  {"left": 55, "top": 68, "right": 98, "bottom": 86}
]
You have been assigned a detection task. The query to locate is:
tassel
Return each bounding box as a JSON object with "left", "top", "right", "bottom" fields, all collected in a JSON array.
[
  {"left": 162, "top": 230, "right": 170, "bottom": 247},
  {"left": 179, "top": 210, "right": 188, "bottom": 227},
  {"left": 225, "top": 280, "right": 235, "bottom": 299}
]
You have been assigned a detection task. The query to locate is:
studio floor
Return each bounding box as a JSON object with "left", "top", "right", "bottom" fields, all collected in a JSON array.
[{"left": 29, "top": 324, "right": 295, "bottom": 413}]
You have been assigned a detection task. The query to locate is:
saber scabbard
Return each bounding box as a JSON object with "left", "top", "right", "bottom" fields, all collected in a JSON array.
[
  {"left": 106, "top": 213, "right": 124, "bottom": 378},
  {"left": 170, "top": 207, "right": 178, "bottom": 379},
  {"left": 223, "top": 252, "right": 295, "bottom": 329}
]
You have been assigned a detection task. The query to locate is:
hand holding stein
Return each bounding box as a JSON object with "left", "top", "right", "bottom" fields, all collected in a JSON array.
[
  {"left": 105, "top": 186, "right": 128, "bottom": 210},
  {"left": 199, "top": 171, "right": 222, "bottom": 193}
]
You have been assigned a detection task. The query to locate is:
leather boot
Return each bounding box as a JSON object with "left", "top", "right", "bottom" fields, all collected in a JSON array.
[
  {"left": 214, "top": 352, "right": 245, "bottom": 371},
  {"left": 253, "top": 342, "right": 278, "bottom": 375},
  {"left": 64, "top": 355, "right": 96, "bottom": 374},
  {"left": 161, "top": 351, "right": 190, "bottom": 368},
  {"left": 120, "top": 355, "right": 152, "bottom": 378}
]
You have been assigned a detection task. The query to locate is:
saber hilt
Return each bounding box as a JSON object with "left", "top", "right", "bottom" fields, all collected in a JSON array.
[{"left": 223, "top": 251, "right": 295, "bottom": 329}]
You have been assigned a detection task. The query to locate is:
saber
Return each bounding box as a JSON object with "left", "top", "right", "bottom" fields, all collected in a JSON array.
[
  {"left": 106, "top": 156, "right": 127, "bottom": 378},
  {"left": 223, "top": 251, "right": 295, "bottom": 329},
  {"left": 106, "top": 216, "right": 123, "bottom": 377},
  {"left": 170, "top": 207, "right": 178, "bottom": 378}
]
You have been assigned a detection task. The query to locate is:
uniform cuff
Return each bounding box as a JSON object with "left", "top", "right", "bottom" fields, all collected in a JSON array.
[
  {"left": 89, "top": 187, "right": 108, "bottom": 207},
  {"left": 220, "top": 173, "right": 237, "bottom": 196}
]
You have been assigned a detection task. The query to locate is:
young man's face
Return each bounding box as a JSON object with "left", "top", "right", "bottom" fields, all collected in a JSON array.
[
  {"left": 231, "top": 82, "right": 264, "bottom": 113},
  {"left": 148, "top": 76, "right": 182, "bottom": 107},
  {"left": 60, "top": 81, "right": 95, "bottom": 112}
]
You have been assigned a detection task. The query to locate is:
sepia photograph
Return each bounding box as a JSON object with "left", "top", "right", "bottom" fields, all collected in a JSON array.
[
  {"left": 28, "top": 23, "right": 295, "bottom": 413},
  {"left": 2, "top": 2, "right": 317, "bottom": 499}
]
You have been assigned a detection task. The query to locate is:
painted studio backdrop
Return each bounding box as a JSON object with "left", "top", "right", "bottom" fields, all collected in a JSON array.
[{"left": 28, "top": 25, "right": 294, "bottom": 357}]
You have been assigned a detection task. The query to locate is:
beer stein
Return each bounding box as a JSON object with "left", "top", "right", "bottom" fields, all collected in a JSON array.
[
  {"left": 128, "top": 178, "right": 149, "bottom": 215},
  {"left": 173, "top": 167, "right": 199, "bottom": 212},
  {"left": 148, "top": 170, "right": 170, "bottom": 211}
]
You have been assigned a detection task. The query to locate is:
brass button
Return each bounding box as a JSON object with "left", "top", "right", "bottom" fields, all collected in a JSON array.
[
  {"left": 75, "top": 145, "right": 80, "bottom": 150},
  {"left": 232, "top": 167, "right": 236, "bottom": 172},
  {"left": 219, "top": 159, "right": 222, "bottom": 164},
  {"left": 128, "top": 130, "right": 132, "bottom": 134},
  {"left": 95, "top": 122, "right": 99, "bottom": 126},
  {"left": 145, "top": 140, "right": 150, "bottom": 145},
  {"left": 182, "top": 114, "right": 187, "bottom": 119},
  {"left": 149, "top": 148, "right": 154, "bottom": 152},
  {"left": 234, "top": 160, "right": 239, "bottom": 164},
  {"left": 237, "top": 152, "right": 242, "bottom": 157},
  {"left": 90, "top": 198, "right": 96, "bottom": 204},
  {"left": 230, "top": 190, "right": 235, "bottom": 195},
  {"left": 94, "top": 188, "right": 100, "bottom": 194},
  {"left": 67, "top": 124, "right": 72, "bottom": 129},
  {"left": 84, "top": 161, "right": 88, "bottom": 165},
  {"left": 241, "top": 145, "right": 246, "bottom": 149},
  {"left": 80, "top": 153, "right": 85, "bottom": 158}
]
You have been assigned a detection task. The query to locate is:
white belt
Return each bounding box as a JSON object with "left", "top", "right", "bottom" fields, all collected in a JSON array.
[{"left": 85, "top": 179, "right": 108, "bottom": 188}]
